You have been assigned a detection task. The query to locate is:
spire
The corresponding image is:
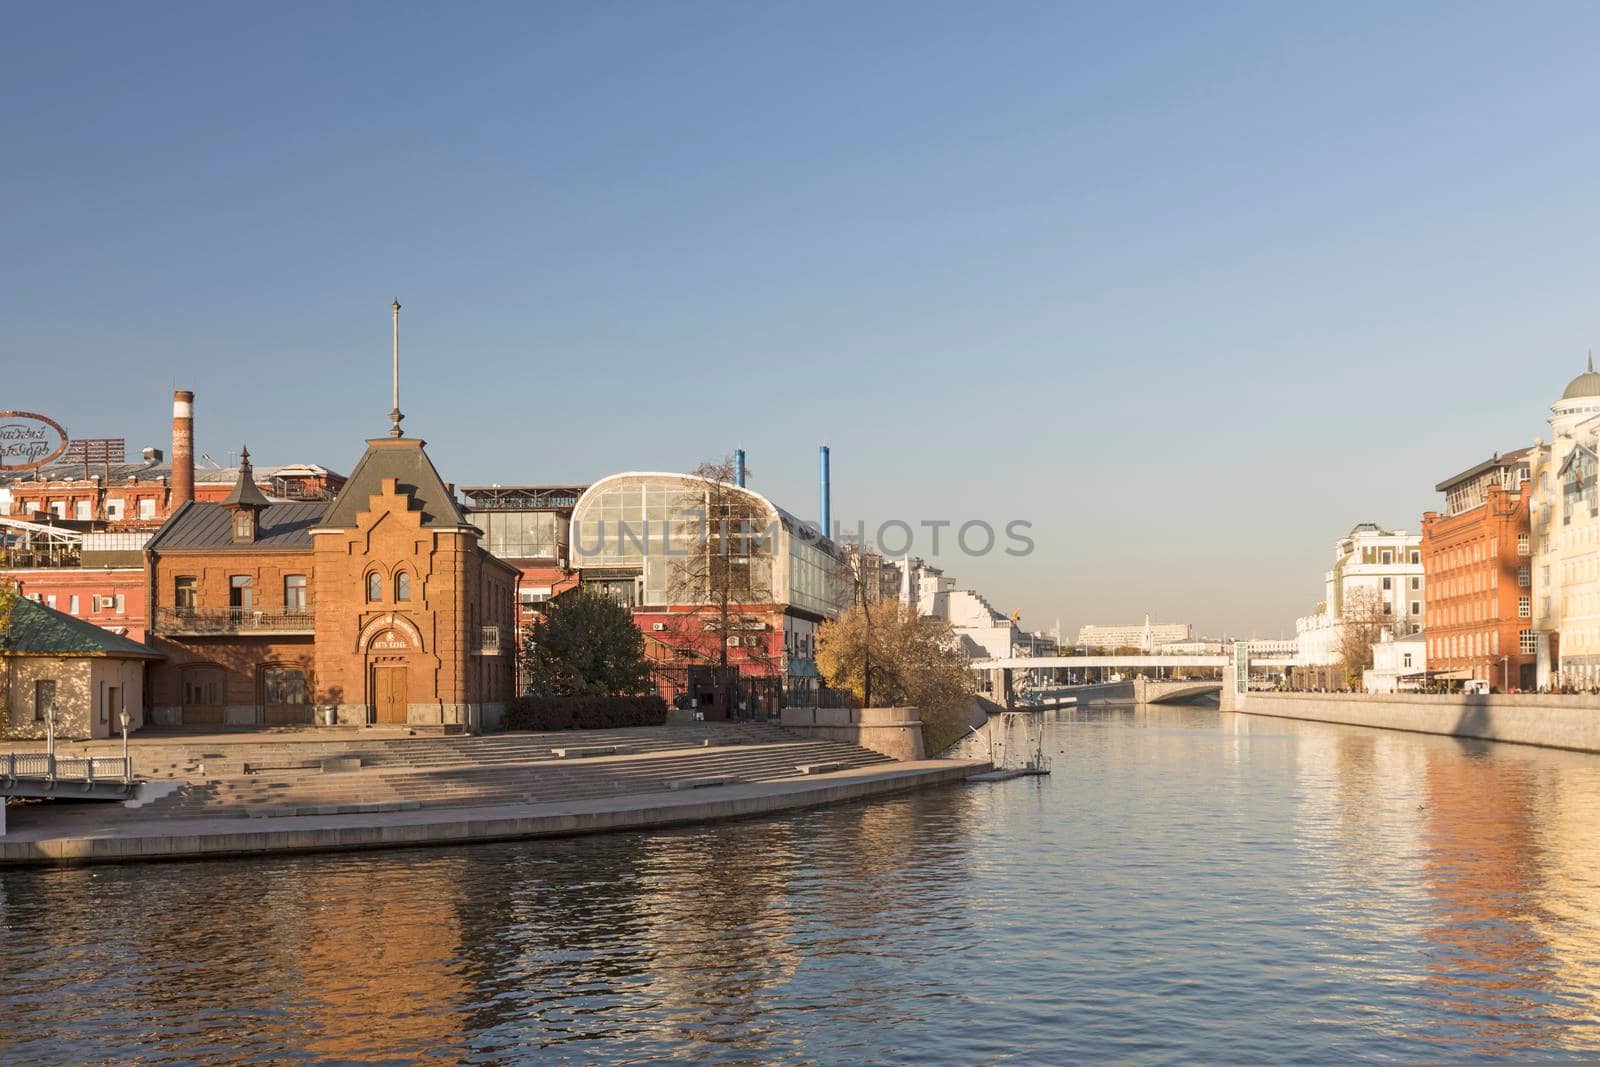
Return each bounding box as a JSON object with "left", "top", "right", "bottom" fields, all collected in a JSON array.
[
  {"left": 388, "top": 299, "right": 405, "bottom": 438},
  {"left": 221, "top": 446, "right": 270, "bottom": 510},
  {"left": 1589, "top": 350, "right": 1594, "bottom": 374},
  {"left": 222, "top": 444, "right": 270, "bottom": 543}
]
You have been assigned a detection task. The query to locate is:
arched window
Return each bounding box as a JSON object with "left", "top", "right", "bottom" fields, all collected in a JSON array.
[
  {"left": 395, "top": 571, "right": 411, "bottom": 602},
  {"left": 366, "top": 572, "right": 383, "bottom": 603}
]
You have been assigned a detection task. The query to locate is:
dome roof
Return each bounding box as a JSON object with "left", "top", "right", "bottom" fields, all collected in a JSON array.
[{"left": 1563, "top": 355, "right": 1600, "bottom": 400}]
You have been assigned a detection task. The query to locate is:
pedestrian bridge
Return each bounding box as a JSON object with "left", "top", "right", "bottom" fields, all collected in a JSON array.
[
  {"left": 980, "top": 655, "right": 1229, "bottom": 670},
  {"left": 1, "top": 753, "right": 136, "bottom": 799}
]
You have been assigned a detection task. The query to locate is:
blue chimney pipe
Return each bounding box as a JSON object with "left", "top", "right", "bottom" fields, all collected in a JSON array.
[
  {"left": 734, "top": 449, "right": 746, "bottom": 487},
  {"left": 819, "top": 445, "right": 831, "bottom": 540}
]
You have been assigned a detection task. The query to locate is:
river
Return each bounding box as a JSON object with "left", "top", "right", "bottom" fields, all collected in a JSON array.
[{"left": 4, "top": 705, "right": 1600, "bottom": 1064}]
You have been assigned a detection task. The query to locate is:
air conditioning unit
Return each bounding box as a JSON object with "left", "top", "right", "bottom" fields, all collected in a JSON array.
[{"left": 652, "top": 622, "right": 667, "bottom": 631}]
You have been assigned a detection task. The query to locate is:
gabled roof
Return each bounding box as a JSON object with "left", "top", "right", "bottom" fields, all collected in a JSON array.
[
  {"left": 1558, "top": 440, "right": 1597, "bottom": 479},
  {"left": 318, "top": 437, "right": 468, "bottom": 530},
  {"left": 2, "top": 596, "right": 161, "bottom": 658},
  {"left": 147, "top": 500, "right": 327, "bottom": 551}
]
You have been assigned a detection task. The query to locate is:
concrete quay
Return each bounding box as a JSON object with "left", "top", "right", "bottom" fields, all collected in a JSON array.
[
  {"left": 1233, "top": 691, "right": 1600, "bottom": 754},
  {"left": 0, "top": 759, "right": 984, "bottom": 867}
]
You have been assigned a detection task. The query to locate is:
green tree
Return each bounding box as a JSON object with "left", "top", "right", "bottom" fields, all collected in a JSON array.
[
  {"left": 0, "top": 574, "right": 17, "bottom": 650},
  {"left": 816, "top": 601, "right": 977, "bottom": 753},
  {"left": 522, "top": 588, "right": 654, "bottom": 697}
]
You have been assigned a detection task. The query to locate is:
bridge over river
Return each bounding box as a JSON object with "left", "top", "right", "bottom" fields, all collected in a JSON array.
[{"left": 974, "top": 652, "right": 1297, "bottom": 709}]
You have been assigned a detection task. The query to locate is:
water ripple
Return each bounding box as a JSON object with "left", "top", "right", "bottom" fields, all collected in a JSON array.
[{"left": 6, "top": 707, "right": 1600, "bottom": 1063}]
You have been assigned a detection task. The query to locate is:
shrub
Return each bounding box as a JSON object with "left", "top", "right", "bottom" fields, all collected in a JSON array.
[{"left": 502, "top": 694, "right": 669, "bottom": 732}]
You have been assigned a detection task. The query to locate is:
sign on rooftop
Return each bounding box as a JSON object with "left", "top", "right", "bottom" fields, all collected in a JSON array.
[
  {"left": 63, "top": 438, "right": 126, "bottom": 465},
  {"left": 0, "top": 412, "right": 69, "bottom": 472}
]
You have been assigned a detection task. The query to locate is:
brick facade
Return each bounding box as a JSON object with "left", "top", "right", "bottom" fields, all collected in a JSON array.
[
  {"left": 143, "top": 437, "right": 516, "bottom": 731},
  {"left": 1422, "top": 482, "right": 1534, "bottom": 690}
]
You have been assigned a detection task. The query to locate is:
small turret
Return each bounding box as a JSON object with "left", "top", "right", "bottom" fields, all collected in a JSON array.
[{"left": 223, "top": 446, "right": 270, "bottom": 543}]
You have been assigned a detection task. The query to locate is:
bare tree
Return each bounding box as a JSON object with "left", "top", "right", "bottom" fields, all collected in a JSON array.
[
  {"left": 668, "top": 457, "right": 781, "bottom": 676},
  {"left": 1337, "top": 587, "right": 1389, "bottom": 689}
]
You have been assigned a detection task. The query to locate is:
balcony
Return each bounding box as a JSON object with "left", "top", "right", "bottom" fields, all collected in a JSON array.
[{"left": 153, "top": 607, "right": 315, "bottom": 636}]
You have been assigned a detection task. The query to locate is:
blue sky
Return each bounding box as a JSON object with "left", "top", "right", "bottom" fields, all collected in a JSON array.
[{"left": 4, "top": 2, "right": 1599, "bottom": 638}]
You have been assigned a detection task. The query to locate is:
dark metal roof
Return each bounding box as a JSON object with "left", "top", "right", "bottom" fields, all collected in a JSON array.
[
  {"left": 146, "top": 500, "right": 327, "bottom": 552},
  {"left": 1434, "top": 447, "right": 1533, "bottom": 493},
  {"left": 319, "top": 438, "right": 467, "bottom": 530},
  {"left": 2, "top": 596, "right": 161, "bottom": 658}
]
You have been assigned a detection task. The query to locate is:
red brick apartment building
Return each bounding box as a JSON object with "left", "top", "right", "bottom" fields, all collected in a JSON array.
[{"left": 1421, "top": 449, "right": 1534, "bottom": 690}]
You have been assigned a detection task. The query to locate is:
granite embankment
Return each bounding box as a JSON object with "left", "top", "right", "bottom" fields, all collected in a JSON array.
[
  {"left": 1235, "top": 691, "right": 1600, "bottom": 754},
  {"left": 1, "top": 724, "right": 986, "bottom": 866}
]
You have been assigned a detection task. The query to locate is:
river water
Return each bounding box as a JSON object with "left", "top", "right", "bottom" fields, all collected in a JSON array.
[{"left": 5, "top": 705, "right": 1600, "bottom": 1064}]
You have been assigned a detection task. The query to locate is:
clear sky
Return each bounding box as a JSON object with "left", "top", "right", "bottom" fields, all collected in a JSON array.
[{"left": 5, "top": 2, "right": 1599, "bottom": 639}]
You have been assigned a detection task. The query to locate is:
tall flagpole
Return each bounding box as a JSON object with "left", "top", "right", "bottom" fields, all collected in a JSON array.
[{"left": 389, "top": 299, "right": 404, "bottom": 437}]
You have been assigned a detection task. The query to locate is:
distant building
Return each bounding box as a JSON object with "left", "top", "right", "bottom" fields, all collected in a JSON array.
[
  {"left": 0, "top": 392, "right": 343, "bottom": 530},
  {"left": 1076, "top": 615, "right": 1191, "bottom": 653},
  {"left": 1294, "top": 524, "right": 1423, "bottom": 670},
  {"left": 460, "top": 484, "right": 587, "bottom": 670},
  {"left": 2, "top": 390, "right": 340, "bottom": 643},
  {"left": 1421, "top": 449, "right": 1532, "bottom": 690},
  {"left": 889, "top": 556, "right": 1024, "bottom": 660},
  {"left": 1363, "top": 632, "right": 1427, "bottom": 694},
  {"left": 1529, "top": 358, "right": 1600, "bottom": 688},
  {"left": 567, "top": 472, "right": 847, "bottom": 714}
]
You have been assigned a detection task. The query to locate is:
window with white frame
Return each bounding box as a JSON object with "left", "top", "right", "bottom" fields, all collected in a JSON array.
[
  {"left": 138, "top": 498, "right": 156, "bottom": 520},
  {"left": 105, "top": 498, "right": 123, "bottom": 520},
  {"left": 1519, "top": 596, "right": 1531, "bottom": 618},
  {"left": 1520, "top": 629, "right": 1536, "bottom": 655}
]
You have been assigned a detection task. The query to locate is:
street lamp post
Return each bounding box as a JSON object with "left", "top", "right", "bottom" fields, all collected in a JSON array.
[
  {"left": 45, "top": 699, "right": 58, "bottom": 784},
  {"left": 1501, "top": 656, "right": 1510, "bottom": 694},
  {"left": 119, "top": 705, "right": 131, "bottom": 784}
]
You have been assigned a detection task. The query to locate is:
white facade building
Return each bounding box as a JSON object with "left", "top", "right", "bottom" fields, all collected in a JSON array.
[
  {"left": 1530, "top": 359, "right": 1600, "bottom": 688},
  {"left": 1363, "top": 632, "right": 1428, "bottom": 693},
  {"left": 1075, "top": 615, "right": 1192, "bottom": 652},
  {"left": 1294, "top": 524, "right": 1424, "bottom": 667},
  {"left": 888, "top": 555, "right": 1024, "bottom": 661}
]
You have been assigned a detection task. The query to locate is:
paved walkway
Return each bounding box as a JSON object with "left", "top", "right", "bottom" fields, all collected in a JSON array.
[
  {"left": 0, "top": 759, "right": 985, "bottom": 866},
  {"left": 3, "top": 724, "right": 989, "bottom": 865}
]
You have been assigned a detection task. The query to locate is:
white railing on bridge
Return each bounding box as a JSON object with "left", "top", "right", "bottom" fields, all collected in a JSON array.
[{"left": 3, "top": 752, "right": 133, "bottom": 785}]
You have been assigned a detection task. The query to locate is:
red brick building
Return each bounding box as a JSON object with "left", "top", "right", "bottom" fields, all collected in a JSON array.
[
  {"left": 145, "top": 433, "right": 517, "bottom": 730},
  {"left": 6, "top": 566, "right": 148, "bottom": 641},
  {"left": 0, "top": 390, "right": 343, "bottom": 530},
  {"left": 1422, "top": 449, "right": 1534, "bottom": 691},
  {"left": 2, "top": 390, "right": 342, "bottom": 646}
]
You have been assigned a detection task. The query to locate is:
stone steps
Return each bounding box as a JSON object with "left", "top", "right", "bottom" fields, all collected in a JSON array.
[
  {"left": 122, "top": 738, "right": 891, "bottom": 820},
  {"left": 120, "top": 724, "right": 795, "bottom": 778}
]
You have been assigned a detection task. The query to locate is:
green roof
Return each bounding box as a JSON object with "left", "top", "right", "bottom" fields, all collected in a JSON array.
[{"left": 1, "top": 596, "right": 162, "bottom": 658}]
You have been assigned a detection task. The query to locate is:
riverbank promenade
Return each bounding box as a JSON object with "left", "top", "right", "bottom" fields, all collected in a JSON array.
[{"left": 0, "top": 724, "right": 985, "bottom": 866}]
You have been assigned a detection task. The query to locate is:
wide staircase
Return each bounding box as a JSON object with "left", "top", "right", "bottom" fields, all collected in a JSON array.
[{"left": 41, "top": 725, "right": 897, "bottom": 825}]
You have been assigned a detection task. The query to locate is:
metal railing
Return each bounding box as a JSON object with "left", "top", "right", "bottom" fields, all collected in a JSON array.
[
  {"left": 153, "top": 606, "right": 315, "bottom": 635},
  {"left": 3, "top": 752, "right": 133, "bottom": 786}
]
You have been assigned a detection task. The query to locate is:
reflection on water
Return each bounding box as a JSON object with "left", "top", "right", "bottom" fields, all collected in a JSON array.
[{"left": 5, "top": 707, "right": 1600, "bottom": 1064}]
